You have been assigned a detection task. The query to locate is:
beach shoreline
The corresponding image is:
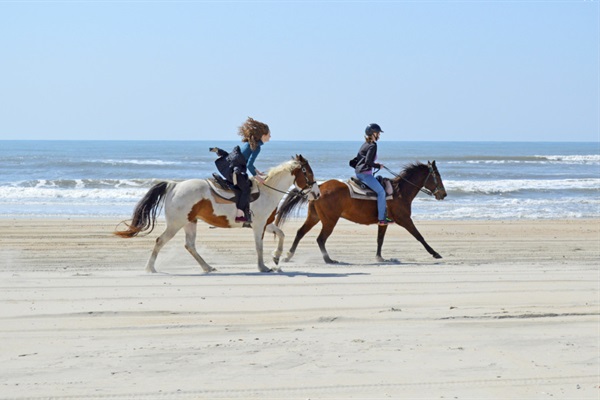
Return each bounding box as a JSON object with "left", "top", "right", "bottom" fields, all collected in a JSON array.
[{"left": 1, "top": 218, "right": 598, "bottom": 399}]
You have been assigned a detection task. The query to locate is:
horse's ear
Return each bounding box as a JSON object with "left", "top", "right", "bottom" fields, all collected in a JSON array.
[
  {"left": 427, "top": 160, "right": 432, "bottom": 167},
  {"left": 432, "top": 160, "right": 436, "bottom": 167}
]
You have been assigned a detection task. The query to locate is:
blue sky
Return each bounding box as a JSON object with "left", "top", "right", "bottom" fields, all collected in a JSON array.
[{"left": 0, "top": 1, "right": 598, "bottom": 142}]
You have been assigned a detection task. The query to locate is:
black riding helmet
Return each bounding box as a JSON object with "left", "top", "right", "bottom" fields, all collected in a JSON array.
[{"left": 365, "top": 123, "right": 383, "bottom": 136}]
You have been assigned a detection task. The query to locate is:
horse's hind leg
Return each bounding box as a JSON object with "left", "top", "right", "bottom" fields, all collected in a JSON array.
[
  {"left": 145, "top": 225, "right": 180, "bottom": 273},
  {"left": 316, "top": 217, "right": 340, "bottom": 264},
  {"left": 184, "top": 222, "right": 216, "bottom": 273},
  {"left": 283, "top": 202, "right": 320, "bottom": 262}
]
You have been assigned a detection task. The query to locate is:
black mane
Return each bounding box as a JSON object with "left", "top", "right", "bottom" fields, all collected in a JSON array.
[
  {"left": 391, "top": 162, "right": 428, "bottom": 194},
  {"left": 395, "top": 162, "right": 426, "bottom": 180}
]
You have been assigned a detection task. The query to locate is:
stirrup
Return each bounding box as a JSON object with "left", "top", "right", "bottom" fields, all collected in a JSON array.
[{"left": 378, "top": 217, "right": 394, "bottom": 226}]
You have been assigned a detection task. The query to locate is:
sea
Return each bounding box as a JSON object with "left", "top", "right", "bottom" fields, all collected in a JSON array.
[{"left": 1, "top": 140, "right": 598, "bottom": 221}]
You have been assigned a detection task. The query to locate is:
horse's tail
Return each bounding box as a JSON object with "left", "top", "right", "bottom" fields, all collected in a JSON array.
[
  {"left": 275, "top": 189, "right": 310, "bottom": 227},
  {"left": 114, "top": 181, "right": 171, "bottom": 238}
]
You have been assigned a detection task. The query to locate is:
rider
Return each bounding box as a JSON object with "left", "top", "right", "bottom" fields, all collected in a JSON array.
[
  {"left": 353, "top": 123, "right": 393, "bottom": 226},
  {"left": 234, "top": 117, "right": 271, "bottom": 223}
]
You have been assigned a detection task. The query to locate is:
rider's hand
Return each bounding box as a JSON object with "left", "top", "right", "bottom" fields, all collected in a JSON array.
[{"left": 255, "top": 175, "right": 266, "bottom": 184}]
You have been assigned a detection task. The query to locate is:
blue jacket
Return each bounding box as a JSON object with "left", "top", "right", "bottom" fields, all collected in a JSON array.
[{"left": 240, "top": 141, "right": 263, "bottom": 176}]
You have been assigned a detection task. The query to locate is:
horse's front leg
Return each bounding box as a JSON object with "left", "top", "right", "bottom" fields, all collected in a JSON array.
[
  {"left": 402, "top": 218, "right": 442, "bottom": 259},
  {"left": 254, "top": 221, "right": 276, "bottom": 273},
  {"left": 265, "top": 223, "right": 284, "bottom": 266},
  {"left": 376, "top": 224, "right": 388, "bottom": 262}
]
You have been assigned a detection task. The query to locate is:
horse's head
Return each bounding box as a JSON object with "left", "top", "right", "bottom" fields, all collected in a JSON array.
[
  {"left": 425, "top": 160, "right": 447, "bottom": 200},
  {"left": 292, "top": 154, "right": 321, "bottom": 200}
]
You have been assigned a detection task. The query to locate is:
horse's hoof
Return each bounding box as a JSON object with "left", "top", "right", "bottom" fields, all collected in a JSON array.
[
  {"left": 325, "top": 259, "right": 339, "bottom": 264},
  {"left": 273, "top": 257, "right": 280, "bottom": 266},
  {"left": 259, "top": 267, "right": 273, "bottom": 273},
  {"left": 433, "top": 253, "right": 442, "bottom": 259}
]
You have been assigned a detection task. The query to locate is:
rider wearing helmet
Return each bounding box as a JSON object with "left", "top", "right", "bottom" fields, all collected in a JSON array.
[{"left": 353, "top": 123, "right": 393, "bottom": 226}]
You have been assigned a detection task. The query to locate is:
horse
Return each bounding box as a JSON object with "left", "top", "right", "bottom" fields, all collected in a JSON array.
[
  {"left": 114, "top": 155, "right": 320, "bottom": 273},
  {"left": 276, "top": 161, "right": 447, "bottom": 264}
]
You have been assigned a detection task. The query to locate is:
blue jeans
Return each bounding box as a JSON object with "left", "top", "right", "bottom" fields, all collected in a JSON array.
[{"left": 356, "top": 173, "right": 386, "bottom": 220}]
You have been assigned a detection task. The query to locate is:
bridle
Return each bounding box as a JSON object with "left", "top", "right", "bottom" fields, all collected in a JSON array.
[
  {"left": 261, "top": 161, "right": 316, "bottom": 198},
  {"left": 382, "top": 164, "right": 444, "bottom": 197}
]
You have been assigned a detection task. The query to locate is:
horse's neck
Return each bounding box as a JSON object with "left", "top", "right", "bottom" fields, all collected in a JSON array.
[
  {"left": 257, "top": 171, "right": 295, "bottom": 211},
  {"left": 398, "top": 168, "right": 427, "bottom": 200},
  {"left": 265, "top": 170, "right": 295, "bottom": 192}
]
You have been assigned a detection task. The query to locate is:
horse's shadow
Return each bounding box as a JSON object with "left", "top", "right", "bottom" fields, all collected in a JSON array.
[
  {"left": 282, "top": 259, "right": 445, "bottom": 267},
  {"left": 154, "top": 271, "right": 369, "bottom": 278}
]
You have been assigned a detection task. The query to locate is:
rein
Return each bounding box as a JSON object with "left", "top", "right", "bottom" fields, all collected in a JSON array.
[{"left": 382, "top": 165, "right": 442, "bottom": 197}]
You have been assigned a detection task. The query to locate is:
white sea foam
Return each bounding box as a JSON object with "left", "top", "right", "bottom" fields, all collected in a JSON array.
[
  {"left": 412, "top": 196, "right": 600, "bottom": 220},
  {"left": 538, "top": 154, "right": 600, "bottom": 163},
  {"left": 445, "top": 178, "right": 600, "bottom": 194},
  {"left": 0, "top": 186, "right": 148, "bottom": 200},
  {"left": 93, "top": 159, "right": 181, "bottom": 166},
  {"left": 457, "top": 154, "right": 600, "bottom": 165}
]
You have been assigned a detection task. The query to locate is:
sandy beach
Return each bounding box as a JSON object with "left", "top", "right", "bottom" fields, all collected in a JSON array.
[{"left": 0, "top": 218, "right": 598, "bottom": 399}]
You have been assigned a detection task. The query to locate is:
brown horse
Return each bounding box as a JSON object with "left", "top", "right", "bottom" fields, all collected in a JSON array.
[{"left": 276, "top": 161, "right": 447, "bottom": 264}]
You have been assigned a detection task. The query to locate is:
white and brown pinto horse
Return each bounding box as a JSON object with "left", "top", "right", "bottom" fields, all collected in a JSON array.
[{"left": 114, "top": 155, "right": 320, "bottom": 273}]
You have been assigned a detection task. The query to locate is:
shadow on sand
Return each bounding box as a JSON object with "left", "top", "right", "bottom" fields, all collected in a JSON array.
[{"left": 154, "top": 270, "right": 370, "bottom": 278}]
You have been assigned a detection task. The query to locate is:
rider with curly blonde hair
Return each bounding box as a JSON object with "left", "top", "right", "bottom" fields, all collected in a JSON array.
[{"left": 233, "top": 117, "right": 271, "bottom": 223}]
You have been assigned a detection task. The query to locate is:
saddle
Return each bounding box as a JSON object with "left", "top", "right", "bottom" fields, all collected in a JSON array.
[
  {"left": 208, "top": 173, "right": 260, "bottom": 204},
  {"left": 345, "top": 177, "right": 393, "bottom": 201}
]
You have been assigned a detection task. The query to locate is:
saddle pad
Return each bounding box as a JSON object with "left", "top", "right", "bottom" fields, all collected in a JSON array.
[
  {"left": 345, "top": 179, "right": 393, "bottom": 201},
  {"left": 207, "top": 178, "right": 260, "bottom": 204}
]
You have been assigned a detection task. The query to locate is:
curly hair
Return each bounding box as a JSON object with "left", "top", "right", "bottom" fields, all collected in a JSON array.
[{"left": 238, "top": 117, "right": 270, "bottom": 150}]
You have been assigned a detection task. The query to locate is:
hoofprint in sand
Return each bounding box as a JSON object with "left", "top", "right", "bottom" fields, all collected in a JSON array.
[{"left": 0, "top": 218, "right": 598, "bottom": 399}]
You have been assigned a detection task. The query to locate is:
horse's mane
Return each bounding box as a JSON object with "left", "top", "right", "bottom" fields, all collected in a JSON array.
[
  {"left": 263, "top": 158, "right": 301, "bottom": 183},
  {"left": 391, "top": 162, "right": 427, "bottom": 192},
  {"left": 395, "top": 162, "right": 426, "bottom": 179}
]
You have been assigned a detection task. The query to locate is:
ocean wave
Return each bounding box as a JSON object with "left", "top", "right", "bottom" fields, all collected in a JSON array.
[
  {"left": 91, "top": 159, "right": 184, "bottom": 166},
  {"left": 2, "top": 178, "right": 598, "bottom": 198},
  {"left": 537, "top": 154, "right": 600, "bottom": 163},
  {"left": 0, "top": 186, "right": 149, "bottom": 200},
  {"left": 411, "top": 196, "right": 600, "bottom": 220},
  {"left": 454, "top": 154, "right": 600, "bottom": 165},
  {"left": 9, "top": 179, "right": 164, "bottom": 189},
  {"left": 445, "top": 178, "right": 600, "bottom": 194}
]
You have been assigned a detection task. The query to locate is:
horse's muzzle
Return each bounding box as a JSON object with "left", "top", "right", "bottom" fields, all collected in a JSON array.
[{"left": 435, "top": 189, "right": 447, "bottom": 200}]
